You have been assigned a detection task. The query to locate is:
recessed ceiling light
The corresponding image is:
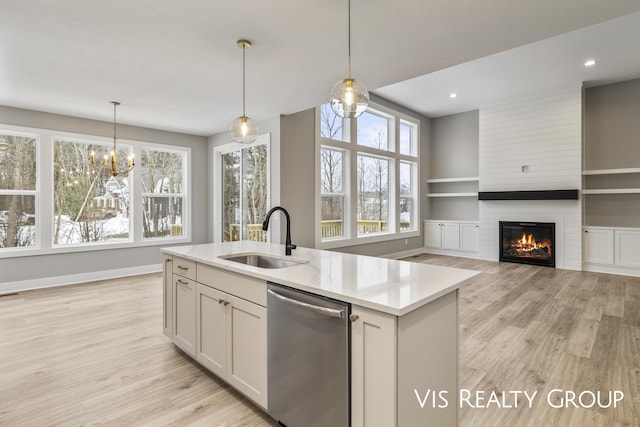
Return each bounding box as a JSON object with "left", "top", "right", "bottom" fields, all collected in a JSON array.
[
  {"left": 584, "top": 59, "right": 597, "bottom": 67},
  {"left": 449, "top": 93, "right": 457, "bottom": 98}
]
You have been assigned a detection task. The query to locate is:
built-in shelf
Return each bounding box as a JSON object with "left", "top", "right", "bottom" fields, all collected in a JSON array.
[
  {"left": 582, "top": 168, "right": 640, "bottom": 175},
  {"left": 426, "top": 192, "right": 478, "bottom": 198},
  {"left": 582, "top": 188, "right": 640, "bottom": 195},
  {"left": 427, "top": 176, "right": 479, "bottom": 184}
]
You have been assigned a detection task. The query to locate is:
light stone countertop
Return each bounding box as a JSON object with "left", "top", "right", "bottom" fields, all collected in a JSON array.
[{"left": 162, "top": 241, "right": 480, "bottom": 316}]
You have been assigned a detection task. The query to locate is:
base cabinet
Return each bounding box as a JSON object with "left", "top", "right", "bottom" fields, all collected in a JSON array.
[
  {"left": 163, "top": 256, "right": 267, "bottom": 409},
  {"left": 162, "top": 255, "right": 173, "bottom": 338},
  {"left": 351, "top": 290, "right": 459, "bottom": 427},
  {"left": 351, "top": 306, "right": 397, "bottom": 427},
  {"left": 583, "top": 227, "right": 640, "bottom": 275},
  {"left": 173, "top": 274, "right": 196, "bottom": 356},
  {"left": 425, "top": 220, "right": 479, "bottom": 255}
]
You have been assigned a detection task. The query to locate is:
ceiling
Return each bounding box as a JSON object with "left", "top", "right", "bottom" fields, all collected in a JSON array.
[{"left": 2, "top": 1, "right": 640, "bottom": 136}]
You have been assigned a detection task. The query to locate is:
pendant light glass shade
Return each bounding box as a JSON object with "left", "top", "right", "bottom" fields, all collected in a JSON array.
[
  {"left": 230, "top": 39, "right": 258, "bottom": 144},
  {"left": 230, "top": 115, "right": 259, "bottom": 144},
  {"left": 330, "top": 78, "right": 369, "bottom": 118},
  {"left": 330, "top": 0, "right": 369, "bottom": 118}
]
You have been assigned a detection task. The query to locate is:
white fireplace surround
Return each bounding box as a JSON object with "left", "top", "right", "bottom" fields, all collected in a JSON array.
[{"left": 477, "top": 85, "right": 583, "bottom": 270}]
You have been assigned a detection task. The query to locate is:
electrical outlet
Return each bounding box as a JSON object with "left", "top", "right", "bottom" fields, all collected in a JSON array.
[{"left": 521, "top": 165, "right": 530, "bottom": 173}]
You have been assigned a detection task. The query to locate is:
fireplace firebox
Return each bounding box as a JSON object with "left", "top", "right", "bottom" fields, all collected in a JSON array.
[{"left": 499, "top": 221, "right": 555, "bottom": 267}]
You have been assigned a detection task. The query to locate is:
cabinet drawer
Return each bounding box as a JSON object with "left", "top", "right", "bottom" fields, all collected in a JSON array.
[
  {"left": 197, "top": 264, "right": 267, "bottom": 307},
  {"left": 173, "top": 256, "right": 197, "bottom": 280}
]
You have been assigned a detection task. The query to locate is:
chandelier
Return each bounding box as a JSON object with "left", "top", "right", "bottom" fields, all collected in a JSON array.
[{"left": 91, "top": 101, "right": 135, "bottom": 176}]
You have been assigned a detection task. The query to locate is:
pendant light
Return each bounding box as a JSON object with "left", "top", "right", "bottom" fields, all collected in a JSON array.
[
  {"left": 230, "top": 39, "right": 259, "bottom": 143},
  {"left": 329, "top": 0, "right": 369, "bottom": 118},
  {"left": 90, "top": 101, "right": 135, "bottom": 176}
]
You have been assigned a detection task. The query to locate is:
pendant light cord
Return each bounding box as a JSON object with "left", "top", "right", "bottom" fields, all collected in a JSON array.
[
  {"left": 112, "top": 101, "right": 118, "bottom": 153},
  {"left": 242, "top": 43, "right": 246, "bottom": 117},
  {"left": 347, "top": 0, "right": 352, "bottom": 79}
]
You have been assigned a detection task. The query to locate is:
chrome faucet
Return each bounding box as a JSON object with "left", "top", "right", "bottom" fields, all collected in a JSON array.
[{"left": 262, "top": 206, "right": 296, "bottom": 256}]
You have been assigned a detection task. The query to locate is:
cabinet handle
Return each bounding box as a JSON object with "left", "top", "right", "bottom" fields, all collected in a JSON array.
[
  {"left": 177, "top": 279, "right": 189, "bottom": 286},
  {"left": 177, "top": 265, "right": 189, "bottom": 270},
  {"left": 349, "top": 314, "right": 359, "bottom": 322},
  {"left": 584, "top": 230, "right": 588, "bottom": 233},
  {"left": 224, "top": 301, "right": 230, "bottom": 306},
  {"left": 165, "top": 258, "right": 172, "bottom": 263},
  {"left": 218, "top": 298, "right": 225, "bottom": 304}
]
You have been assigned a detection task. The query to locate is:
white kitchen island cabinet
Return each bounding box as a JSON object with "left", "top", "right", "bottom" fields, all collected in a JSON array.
[{"left": 163, "top": 241, "right": 478, "bottom": 427}]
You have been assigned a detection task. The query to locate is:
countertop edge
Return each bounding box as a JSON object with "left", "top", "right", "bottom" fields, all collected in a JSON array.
[{"left": 162, "top": 243, "right": 480, "bottom": 316}]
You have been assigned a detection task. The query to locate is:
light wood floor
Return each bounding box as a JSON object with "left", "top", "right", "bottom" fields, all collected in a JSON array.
[{"left": 1, "top": 256, "right": 639, "bottom": 426}]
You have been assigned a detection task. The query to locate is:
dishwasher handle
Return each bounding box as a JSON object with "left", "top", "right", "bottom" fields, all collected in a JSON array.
[{"left": 267, "top": 289, "right": 345, "bottom": 319}]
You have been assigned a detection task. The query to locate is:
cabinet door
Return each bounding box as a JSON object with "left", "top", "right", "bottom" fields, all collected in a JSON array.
[
  {"left": 163, "top": 256, "right": 173, "bottom": 338},
  {"left": 584, "top": 228, "right": 614, "bottom": 265},
  {"left": 173, "top": 274, "right": 196, "bottom": 356},
  {"left": 615, "top": 230, "right": 640, "bottom": 267},
  {"left": 351, "top": 305, "right": 397, "bottom": 427},
  {"left": 441, "top": 222, "right": 460, "bottom": 251},
  {"left": 226, "top": 294, "right": 268, "bottom": 409},
  {"left": 460, "top": 223, "right": 479, "bottom": 252},
  {"left": 424, "top": 221, "right": 443, "bottom": 248},
  {"left": 196, "top": 284, "right": 227, "bottom": 379}
]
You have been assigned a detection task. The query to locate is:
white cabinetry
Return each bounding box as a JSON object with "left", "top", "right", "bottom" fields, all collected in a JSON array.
[
  {"left": 196, "top": 265, "right": 267, "bottom": 409},
  {"left": 424, "top": 220, "right": 479, "bottom": 255},
  {"left": 351, "top": 291, "right": 459, "bottom": 427},
  {"left": 162, "top": 256, "right": 268, "bottom": 409},
  {"left": 583, "top": 228, "right": 614, "bottom": 264},
  {"left": 583, "top": 227, "right": 640, "bottom": 275},
  {"left": 351, "top": 306, "right": 397, "bottom": 427},
  {"left": 162, "top": 255, "right": 173, "bottom": 338},
  {"left": 173, "top": 274, "right": 196, "bottom": 356},
  {"left": 460, "top": 222, "right": 480, "bottom": 252}
]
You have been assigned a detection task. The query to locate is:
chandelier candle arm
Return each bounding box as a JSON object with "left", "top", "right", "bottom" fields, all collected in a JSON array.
[{"left": 90, "top": 101, "right": 135, "bottom": 177}]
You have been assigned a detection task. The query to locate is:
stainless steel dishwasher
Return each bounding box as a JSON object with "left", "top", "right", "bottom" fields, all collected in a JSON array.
[{"left": 267, "top": 282, "right": 350, "bottom": 427}]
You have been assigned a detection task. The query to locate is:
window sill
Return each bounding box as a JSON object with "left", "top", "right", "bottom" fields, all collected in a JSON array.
[{"left": 0, "top": 236, "right": 192, "bottom": 259}]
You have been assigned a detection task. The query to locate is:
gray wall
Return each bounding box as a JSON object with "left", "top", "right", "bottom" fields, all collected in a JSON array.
[
  {"left": 0, "top": 106, "right": 208, "bottom": 285},
  {"left": 584, "top": 78, "right": 640, "bottom": 227},
  {"left": 428, "top": 110, "right": 479, "bottom": 221},
  {"left": 280, "top": 109, "right": 316, "bottom": 248},
  {"left": 430, "top": 110, "right": 479, "bottom": 178},
  {"left": 584, "top": 78, "right": 640, "bottom": 170}
]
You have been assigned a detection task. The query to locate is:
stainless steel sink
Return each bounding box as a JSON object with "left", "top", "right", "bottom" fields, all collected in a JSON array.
[{"left": 219, "top": 253, "right": 307, "bottom": 269}]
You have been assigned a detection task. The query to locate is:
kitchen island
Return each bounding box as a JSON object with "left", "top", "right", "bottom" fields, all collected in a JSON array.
[{"left": 162, "top": 241, "right": 479, "bottom": 427}]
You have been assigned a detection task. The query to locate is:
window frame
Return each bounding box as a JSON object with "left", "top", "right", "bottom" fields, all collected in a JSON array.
[
  {"left": 212, "top": 133, "right": 271, "bottom": 244},
  {"left": 0, "top": 124, "right": 191, "bottom": 259},
  {"left": 315, "top": 101, "right": 420, "bottom": 249}
]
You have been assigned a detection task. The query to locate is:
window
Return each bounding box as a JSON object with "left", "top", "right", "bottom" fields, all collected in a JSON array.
[
  {"left": 0, "top": 132, "right": 37, "bottom": 248},
  {"left": 0, "top": 124, "right": 190, "bottom": 257},
  {"left": 53, "top": 139, "right": 131, "bottom": 245},
  {"left": 218, "top": 139, "right": 269, "bottom": 243},
  {"left": 317, "top": 102, "right": 419, "bottom": 247},
  {"left": 320, "top": 148, "right": 345, "bottom": 239},
  {"left": 141, "top": 148, "right": 185, "bottom": 239}
]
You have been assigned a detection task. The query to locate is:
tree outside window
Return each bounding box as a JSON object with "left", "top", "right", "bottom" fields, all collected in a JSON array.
[
  {"left": 141, "top": 149, "right": 185, "bottom": 239},
  {"left": 0, "top": 133, "right": 37, "bottom": 248},
  {"left": 53, "top": 139, "right": 130, "bottom": 245}
]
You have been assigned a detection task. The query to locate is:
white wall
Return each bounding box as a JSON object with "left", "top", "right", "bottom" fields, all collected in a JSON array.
[{"left": 478, "top": 85, "right": 582, "bottom": 270}]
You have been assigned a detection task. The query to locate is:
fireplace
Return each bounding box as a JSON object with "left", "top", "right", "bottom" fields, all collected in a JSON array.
[{"left": 499, "top": 221, "right": 555, "bottom": 267}]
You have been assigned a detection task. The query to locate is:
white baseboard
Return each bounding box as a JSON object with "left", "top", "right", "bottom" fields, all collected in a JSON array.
[
  {"left": 383, "top": 247, "right": 426, "bottom": 260},
  {"left": 0, "top": 264, "right": 162, "bottom": 295},
  {"left": 582, "top": 263, "right": 640, "bottom": 277},
  {"left": 422, "top": 248, "right": 482, "bottom": 260}
]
